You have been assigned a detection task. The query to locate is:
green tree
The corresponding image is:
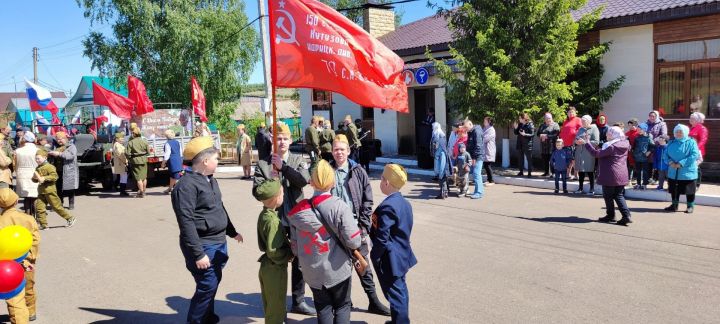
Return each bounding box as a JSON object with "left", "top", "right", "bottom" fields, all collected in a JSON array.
[
  {"left": 77, "top": 0, "right": 259, "bottom": 119},
  {"left": 433, "top": 0, "right": 624, "bottom": 125}
]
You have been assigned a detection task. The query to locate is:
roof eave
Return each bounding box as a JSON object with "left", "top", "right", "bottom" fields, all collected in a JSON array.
[{"left": 594, "top": 2, "right": 720, "bottom": 30}]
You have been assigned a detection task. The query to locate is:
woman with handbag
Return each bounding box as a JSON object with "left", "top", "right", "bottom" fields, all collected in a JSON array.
[{"left": 287, "top": 160, "right": 362, "bottom": 324}]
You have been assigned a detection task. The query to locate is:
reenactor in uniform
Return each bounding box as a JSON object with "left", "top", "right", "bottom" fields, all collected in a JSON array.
[
  {"left": 171, "top": 136, "right": 244, "bottom": 324},
  {"left": 370, "top": 164, "right": 418, "bottom": 324},
  {"left": 343, "top": 115, "right": 361, "bottom": 162},
  {"left": 304, "top": 116, "right": 321, "bottom": 163},
  {"left": 33, "top": 149, "right": 76, "bottom": 230},
  {"left": 253, "top": 121, "right": 316, "bottom": 316},
  {"left": 319, "top": 119, "right": 335, "bottom": 162},
  {"left": 0, "top": 188, "right": 41, "bottom": 323},
  {"left": 254, "top": 179, "right": 293, "bottom": 324}
]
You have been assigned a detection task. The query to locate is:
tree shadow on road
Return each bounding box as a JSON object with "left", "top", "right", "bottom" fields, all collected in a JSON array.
[
  {"left": 79, "top": 295, "right": 265, "bottom": 323},
  {"left": 512, "top": 190, "right": 594, "bottom": 199},
  {"left": 518, "top": 216, "right": 594, "bottom": 223}
]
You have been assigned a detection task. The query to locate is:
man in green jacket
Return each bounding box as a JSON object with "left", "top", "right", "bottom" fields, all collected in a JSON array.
[
  {"left": 304, "top": 116, "right": 321, "bottom": 162},
  {"left": 343, "top": 115, "right": 361, "bottom": 162}
]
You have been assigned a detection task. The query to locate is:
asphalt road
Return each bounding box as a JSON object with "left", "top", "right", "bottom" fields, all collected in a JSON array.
[{"left": 2, "top": 171, "right": 719, "bottom": 323}]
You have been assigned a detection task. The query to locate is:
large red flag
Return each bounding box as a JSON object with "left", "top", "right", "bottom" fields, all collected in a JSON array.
[
  {"left": 92, "top": 81, "right": 134, "bottom": 119},
  {"left": 268, "top": 0, "right": 408, "bottom": 112},
  {"left": 191, "top": 76, "right": 208, "bottom": 122},
  {"left": 128, "top": 75, "right": 155, "bottom": 116}
]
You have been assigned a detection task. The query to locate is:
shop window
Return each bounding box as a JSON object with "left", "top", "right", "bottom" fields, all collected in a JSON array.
[
  {"left": 656, "top": 38, "right": 720, "bottom": 118},
  {"left": 657, "top": 38, "right": 720, "bottom": 62}
]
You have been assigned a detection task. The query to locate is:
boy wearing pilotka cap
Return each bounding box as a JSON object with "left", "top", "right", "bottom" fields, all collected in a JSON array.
[
  {"left": 0, "top": 187, "right": 41, "bottom": 323},
  {"left": 370, "top": 164, "right": 418, "bottom": 324},
  {"left": 172, "top": 136, "right": 244, "bottom": 324},
  {"left": 254, "top": 179, "right": 293, "bottom": 324},
  {"left": 33, "top": 149, "right": 76, "bottom": 230}
]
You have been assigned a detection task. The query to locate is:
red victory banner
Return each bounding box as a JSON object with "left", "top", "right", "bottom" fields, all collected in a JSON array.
[
  {"left": 128, "top": 75, "right": 155, "bottom": 116},
  {"left": 92, "top": 81, "right": 134, "bottom": 119},
  {"left": 191, "top": 76, "right": 208, "bottom": 122},
  {"left": 268, "top": 0, "right": 408, "bottom": 112}
]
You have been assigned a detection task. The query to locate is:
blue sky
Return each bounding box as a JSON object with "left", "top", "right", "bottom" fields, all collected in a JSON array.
[{"left": 0, "top": 0, "right": 445, "bottom": 94}]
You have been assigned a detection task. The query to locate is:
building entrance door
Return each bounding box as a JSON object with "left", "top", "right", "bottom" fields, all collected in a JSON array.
[{"left": 414, "top": 88, "right": 435, "bottom": 169}]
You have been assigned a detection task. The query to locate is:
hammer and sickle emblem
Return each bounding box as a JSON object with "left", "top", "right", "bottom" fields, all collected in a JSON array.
[{"left": 275, "top": 9, "right": 299, "bottom": 46}]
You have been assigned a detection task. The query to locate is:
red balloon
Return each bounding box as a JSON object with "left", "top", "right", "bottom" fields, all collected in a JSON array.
[{"left": 0, "top": 261, "right": 24, "bottom": 293}]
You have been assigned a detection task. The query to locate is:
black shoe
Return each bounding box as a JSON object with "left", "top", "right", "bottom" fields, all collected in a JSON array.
[
  {"left": 120, "top": 191, "right": 130, "bottom": 196},
  {"left": 616, "top": 218, "right": 632, "bottom": 226},
  {"left": 368, "top": 301, "right": 391, "bottom": 316},
  {"left": 68, "top": 204, "right": 75, "bottom": 210},
  {"left": 516, "top": 172, "right": 524, "bottom": 177},
  {"left": 541, "top": 173, "right": 549, "bottom": 177},
  {"left": 291, "top": 302, "right": 316, "bottom": 315},
  {"left": 554, "top": 189, "right": 559, "bottom": 194},
  {"left": 435, "top": 194, "right": 445, "bottom": 200},
  {"left": 598, "top": 215, "right": 615, "bottom": 223},
  {"left": 29, "top": 315, "right": 36, "bottom": 321},
  {"left": 563, "top": 190, "right": 568, "bottom": 194},
  {"left": 526, "top": 174, "right": 533, "bottom": 178},
  {"left": 685, "top": 206, "right": 694, "bottom": 214},
  {"left": 664, "top": 204, "right": 678, "bottom": 212}
]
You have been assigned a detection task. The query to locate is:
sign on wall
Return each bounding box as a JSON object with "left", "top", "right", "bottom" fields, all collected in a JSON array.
[{"left": 415, "top": 67, "right": 429, "bottom": 85}]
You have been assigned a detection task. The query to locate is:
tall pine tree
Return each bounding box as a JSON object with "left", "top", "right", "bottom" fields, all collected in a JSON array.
[{"left": 433, "top": 0, "right": 624, "bottom": 125}]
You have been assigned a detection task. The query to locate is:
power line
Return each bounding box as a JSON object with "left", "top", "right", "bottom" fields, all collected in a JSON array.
[
  {"left": 40, "top": 60, "right": 65, "bottom": 92},
  {"left": 336, "top": 0, "right": 420, "bottom": 12},
  {"left": 37, "top": 25, "right": 110, "bottom": 50}
]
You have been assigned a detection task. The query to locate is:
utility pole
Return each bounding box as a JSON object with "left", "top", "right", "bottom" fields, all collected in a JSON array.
[
  {"left": 257, "top": 0, "right": 273, "bottom": 127},
  {"left": 33, "top": 47, "right": 39, "bottom": 84},
  {"left": 12, "top": 76, "right": 17, "bottom": 92}
]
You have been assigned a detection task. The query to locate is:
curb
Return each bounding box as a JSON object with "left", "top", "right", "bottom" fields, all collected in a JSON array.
[{"left": 369, "top": 162, "right": 720, "bottom": 207}]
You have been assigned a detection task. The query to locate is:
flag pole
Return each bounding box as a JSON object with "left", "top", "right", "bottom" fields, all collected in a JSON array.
[{"left": 264, "top": 0, "right": 279, "bottom": 155}]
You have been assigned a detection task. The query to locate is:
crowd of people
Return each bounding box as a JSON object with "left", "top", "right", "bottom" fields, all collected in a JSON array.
[{"left": 434, "top": 106, "right": 710, "bottom": 224}]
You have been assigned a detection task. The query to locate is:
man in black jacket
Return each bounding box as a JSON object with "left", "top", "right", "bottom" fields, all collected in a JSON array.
[
  {"left": 255, "top": 122, "right": 272, "bottom": 161},
  {"left": 330, "top": 134, "right": 391, "bottom": 316},
  {"left": 464, "top": 119, "right": 486, "bottom": 199},
  {"left": 253, "top": 122, "right": 316, "bottom": 316},
  {"left": 172, "top": 136, "right": 244, "bottom": 324}
]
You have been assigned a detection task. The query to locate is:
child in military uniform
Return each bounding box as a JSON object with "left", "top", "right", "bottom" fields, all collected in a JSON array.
[
  {"left": 0, "top": 188, "right": 41, "bottom": 323},
  {"left": 33, "top": 149, "right": 75, "bottom": 230},
  {"left": 370, "top": 164, "right": 418, "bottom": 324},
  {"left": 254, "top": 179, "right": 293, "bottom": 324}
]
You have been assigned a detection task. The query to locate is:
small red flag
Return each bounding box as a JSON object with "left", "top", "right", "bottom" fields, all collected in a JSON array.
[
  {"left": 92, "top": 81, "right": 134, "bottom": 120},
  {"left": 191, "top": 76, "right": 208, "bottom": 122},
  {"left": 128, "top": 75, "right": 155, "bottom": 116},
  {"left": 269, "top": 0, "right": 408, "bottom": 112}
]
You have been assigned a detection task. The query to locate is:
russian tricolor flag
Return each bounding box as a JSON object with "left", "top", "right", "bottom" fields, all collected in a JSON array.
[{"left": 25, "top": 79, "right": 59, "bottom": 114}]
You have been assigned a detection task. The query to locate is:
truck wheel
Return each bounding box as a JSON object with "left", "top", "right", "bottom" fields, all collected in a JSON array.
[{"left": 101, "top": 171, "right": 115, "bottom": 191}]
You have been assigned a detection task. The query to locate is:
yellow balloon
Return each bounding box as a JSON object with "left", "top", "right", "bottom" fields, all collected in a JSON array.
[{"left": 0, "top": 225, "right": 32, "bottom": 261}]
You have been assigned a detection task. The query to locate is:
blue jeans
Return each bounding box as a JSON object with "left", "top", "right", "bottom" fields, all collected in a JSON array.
[
  {"left": 472, "top": 160, "right": 484, "bottom": 196},
  {"left": 184, "top": 242, "right": 229, "bottom": 324}
]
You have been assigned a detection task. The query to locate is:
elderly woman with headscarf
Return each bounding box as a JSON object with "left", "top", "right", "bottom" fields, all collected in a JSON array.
[
  {"left": 126, "top": 125, "right": 149, "bottom": 198},
  {"left": 236, "top": 124, "right": 253, "bottom": 180},
  {"left": 664, "top": 124, "right": 701, "bottom": 214},
  {"left": 162, "top": 129, "right": 183, "bottom": 194},
  {"left": 646, "top": 110, "right": 668, "bottom": 184},
  {"left": 596, "top": 114, "right": 609, "bottom": 144},
  {"left": 574, "top": 115, "right": 600, "bottom": 195},
  {"left": 582, "top": 126, "right": 632, "bottom": 225},
  {"left": 536, "top": 112, "right": 560, "bottom": 177},
  {"left": 688, "top": 112, "right": 708, "bottom": 188},
  {"left": 13, "top": 131, "right": 39, "bottom": 215},
  {"left": 431, "top": 122, "right": 452, "bottom": 199},
  {"left": 48, "top": 131, "right": 79, "bottom": 209}
]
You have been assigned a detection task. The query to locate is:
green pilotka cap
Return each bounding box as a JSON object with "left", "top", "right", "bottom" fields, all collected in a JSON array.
[{"left": 254, "top": 179, "right": 281, "bottom": 201}]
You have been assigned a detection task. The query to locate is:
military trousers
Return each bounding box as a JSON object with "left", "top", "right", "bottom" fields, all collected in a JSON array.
[
  {"left": 35, "top": 192, "right": 72, "bottom": 226},
  {"left": 259, "top": 260, "right": 288, "bottom": 324}
]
